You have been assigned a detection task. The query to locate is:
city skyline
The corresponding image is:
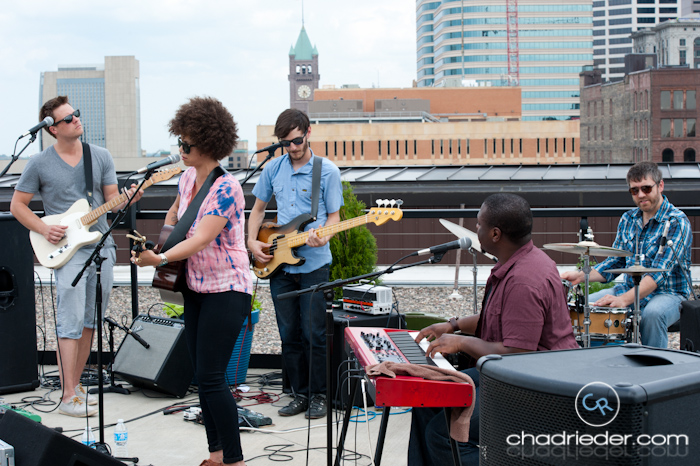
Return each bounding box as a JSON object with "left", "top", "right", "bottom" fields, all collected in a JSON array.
[{"left": 0, "top": 1, "right": 414, "bottom": 159}]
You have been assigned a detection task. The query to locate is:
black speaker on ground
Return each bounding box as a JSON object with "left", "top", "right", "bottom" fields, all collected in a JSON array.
[
  {"left": 332, "top": 309, "right": 401, "bottom": 409},
  {"left": 112, "top": 315, "right": 193, "bottom": 397},
  {"left": 0, "top": 213, "right": 39, "bottom": 395},
  {"left": 0, "top": 409, "right": 124, "bottom": 466},
  {"left": 478, "top": 344, "right": 700, "bottom": 465},
  {"left": 679, "top": 300, "right": 700, "bottom": 353}
]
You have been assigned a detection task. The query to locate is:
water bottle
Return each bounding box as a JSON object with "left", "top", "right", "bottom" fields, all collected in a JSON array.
[
  {"left": 114, "top": 419, "right": 128, "bottom": 457},
  {"left": 81, "top": 426, "right": 96, "bottom": 447}
]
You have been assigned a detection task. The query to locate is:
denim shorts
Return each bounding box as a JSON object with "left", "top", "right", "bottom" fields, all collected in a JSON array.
[{"left": 53, "top": 245, "right": 116, "bottom": 339}]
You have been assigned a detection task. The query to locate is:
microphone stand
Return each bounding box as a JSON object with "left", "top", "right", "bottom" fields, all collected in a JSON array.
[
  {"left": 276, "top": 253, "right": 446, "bottom": 466},
  {"left": 0, "top": 133, "right": 37, "bottom": 178},
  {"left": 240, "top": 147, "right": 278, "bottom": 186},
  {"left": 91, "top": 319, "right": 130, "bottom": 395},
  {"left": 70, "top": 173, "right": 149, "bottom": 455}
]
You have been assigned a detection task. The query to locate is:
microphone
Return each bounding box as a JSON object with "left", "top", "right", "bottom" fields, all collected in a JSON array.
[
  {"left": 22, "top": 116, "right": 54, "bottom": 137},
  {"left": 414, "top": 237, "right": 472, "bottom": 257},
  {"left": 104, "top": 317, "right": 150, "bottom": 348},
  {"left": 254, "top": 142, "right": 284, "bottom": 154},
  {"left": 659, "top": 220, "right": 670, "bottom": 253},
  {"left": 134, "top": 153, "right": 181, "bottom": 174}
]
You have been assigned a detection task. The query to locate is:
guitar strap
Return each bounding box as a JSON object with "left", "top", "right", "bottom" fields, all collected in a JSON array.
[
  {"left": 81, "top": 142, "right": 94, "bottom": 207},
  {"left": 160, "top": 165, "right": 226, "bottom": 253},
  {"left": 310, "top": 155, "right": 322, "bottom": 219}
]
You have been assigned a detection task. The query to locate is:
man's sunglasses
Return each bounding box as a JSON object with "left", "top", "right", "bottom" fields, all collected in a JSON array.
[
  {"left": 178, "top": 137, "right": 196, "bottom": 154},
  {"left": 53, "top": 109, "right": 80, "bottom": 126},
  {"left": 628, "top": 184, "right": 657, "bottom": 196},
  {"left": 279, "top": 135, "right": 306, "bottom": 147}
]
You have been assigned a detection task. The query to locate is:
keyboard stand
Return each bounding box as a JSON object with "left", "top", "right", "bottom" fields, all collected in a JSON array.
[{"left": 334, "top": 365, "right": 463, "bottom": 466}]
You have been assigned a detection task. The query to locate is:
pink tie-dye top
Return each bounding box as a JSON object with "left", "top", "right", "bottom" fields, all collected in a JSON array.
[{"left": 177, "top": 167, "right": 252, "bottom": 295}]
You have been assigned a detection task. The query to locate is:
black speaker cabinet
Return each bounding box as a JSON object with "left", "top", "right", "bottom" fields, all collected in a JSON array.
[
  {"left": 332, "top": 309, "right": 400, "bottom": 409},
  {"left": 0, "top": 409, "right": 124, "bottom": 466},
  {"left": 679, "top": 300, "right": 700, "bottom": 353},
  {"left": 112, "top": 315, "right": 193, "bottom": 397},
  {"left": 478, "top": 344, "right": 700, "bottom": 465},
  {"left": 0, "top": 213, "right": 39, "bottom": 394}
]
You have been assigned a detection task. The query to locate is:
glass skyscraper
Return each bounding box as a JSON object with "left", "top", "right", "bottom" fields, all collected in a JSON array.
[
  {"left": 416, "top": 0, "right": 593, "bottom": 121},
  {"left": 39, "top": 56, "right": 141, "bottom": 169}
]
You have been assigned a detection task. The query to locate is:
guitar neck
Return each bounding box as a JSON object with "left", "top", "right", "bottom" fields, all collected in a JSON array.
[
  {"left": 80, "top": 178, "right": 155, "bottom": 225},
  {"left": 289, "top": 214, "right": 371, "bottom": 247}
]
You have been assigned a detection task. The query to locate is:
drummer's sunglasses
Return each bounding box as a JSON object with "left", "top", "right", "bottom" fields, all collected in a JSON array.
[{"left": 628, "top": 184, "right": 657, "bottom": 196}]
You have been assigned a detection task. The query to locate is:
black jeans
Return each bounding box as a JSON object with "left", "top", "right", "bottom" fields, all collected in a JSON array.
[
  {"left": 408, "top": 367, "right": 481, "bottom": 466},
  {"left": 183, "top": 289, "right": 251, "bottom": 464},
  {"left": 269, "top": 264, "right": 329, "bottom": 398}
]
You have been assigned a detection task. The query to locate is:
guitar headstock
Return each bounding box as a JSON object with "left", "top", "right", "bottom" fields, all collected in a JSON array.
[
  {"left": 368, "top": 199, "right": 404, "bottom": 225},
  {"left": 148, "top": 166, "right": 182, "bottom": 183}
]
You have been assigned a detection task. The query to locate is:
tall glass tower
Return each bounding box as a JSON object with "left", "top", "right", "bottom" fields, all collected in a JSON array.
[
  {"left": 416, "top": 0, "right": 593, "bottom": 121},
  {"left": 39, "top": 56, "right": 141, "bottom": 164}
]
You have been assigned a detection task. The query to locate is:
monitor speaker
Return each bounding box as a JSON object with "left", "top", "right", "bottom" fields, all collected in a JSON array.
[
  {"left": 0, "top": 410, "right": 124, "bottom": 466},
  {"left": 679, "top": 300, "right": 700, "bottom": 353},
  {"left": 478, "top": 344, "right": 700, "bottom": 465},
  {"left": 112, "top": 315, "right": 193, "bottom": 397},
  {"left": 0, "top": 213, "right": 39, "bottom": 395}
]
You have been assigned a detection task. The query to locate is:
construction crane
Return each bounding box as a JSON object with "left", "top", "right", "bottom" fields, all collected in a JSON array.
[{"left": 506, "top": 0, "right": 520, "bottom": 86}]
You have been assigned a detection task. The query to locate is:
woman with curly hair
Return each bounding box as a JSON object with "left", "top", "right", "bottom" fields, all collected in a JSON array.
[{"left": 132, "top": 96, "right": 251, "bottom": 466}]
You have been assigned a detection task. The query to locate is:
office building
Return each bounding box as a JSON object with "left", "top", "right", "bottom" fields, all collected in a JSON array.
[
  {"left": 40, "top": 56, "right": 142, "bottom": 170},
  {"left": 593, "top": 0, "right": 685, "bottom": 82},
  {"left": 580, "top": 66, "right": 698, "bottom": 163},
  {"left": 631, "top": 15, "right": 700, "bottom": 67},
  {"left": 258, "top": 86, "right": 580, "bottom": 166},
  {"left": 415, "top": 0, "right": 593, "bottom": 121}
]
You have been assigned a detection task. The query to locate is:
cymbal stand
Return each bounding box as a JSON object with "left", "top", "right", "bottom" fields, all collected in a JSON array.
[
  {"left": 580, "top": 251, "right": 593, "bottom": 348},
  {"left": 631, "top": 275, "right": 642, "bottom": 344}
]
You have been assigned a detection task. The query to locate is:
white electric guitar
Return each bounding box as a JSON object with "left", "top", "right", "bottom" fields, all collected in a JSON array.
[{"left": 30, "top": 167, "right": 181, "bottom": 269}]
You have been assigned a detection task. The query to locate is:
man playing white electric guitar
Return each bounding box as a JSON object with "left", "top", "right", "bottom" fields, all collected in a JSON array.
[{"left": 10, "top": 96, "right": 143, "bottom": 417}]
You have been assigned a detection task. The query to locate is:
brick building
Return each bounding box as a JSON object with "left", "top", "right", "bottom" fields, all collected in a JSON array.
[
  {"left": 258, "top": 86, "right": 581, "bottom": 166},
  {"left": 580, "top": 66, "right": 699, "bottom": 163}
]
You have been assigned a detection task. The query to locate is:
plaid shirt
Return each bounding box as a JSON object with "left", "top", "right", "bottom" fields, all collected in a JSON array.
[{"left": 594, "top": 196, "right": 692, "bottom": 307}]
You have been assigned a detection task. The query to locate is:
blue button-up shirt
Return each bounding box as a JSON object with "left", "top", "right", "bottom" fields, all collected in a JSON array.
[
  {"left": 594, "top": 196, "right": 692, "bottom": 307},
  {"left": 252, "top": 151, "right": 344, "bottom": 273}
]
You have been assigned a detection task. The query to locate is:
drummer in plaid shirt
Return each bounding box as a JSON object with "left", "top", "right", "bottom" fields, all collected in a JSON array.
[{"left": 562, "top": 161, "right": 692, "bottom": 348}]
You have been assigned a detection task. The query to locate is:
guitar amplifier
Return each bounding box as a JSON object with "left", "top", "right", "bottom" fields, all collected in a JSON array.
[{"left": 112, "top": 315, "right": 193, "bottom": 398}]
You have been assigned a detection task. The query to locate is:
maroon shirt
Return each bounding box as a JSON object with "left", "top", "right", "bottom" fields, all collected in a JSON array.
[{"left": 479, "top": 241, "right": 578, "bottom": 351}]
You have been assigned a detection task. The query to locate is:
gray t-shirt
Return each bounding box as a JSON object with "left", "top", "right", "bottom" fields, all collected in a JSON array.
[{"left": 15, "top": 143, "right": 118, "bottom": 247}]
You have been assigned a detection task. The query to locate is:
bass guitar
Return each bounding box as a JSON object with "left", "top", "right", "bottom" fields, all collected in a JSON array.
[
  {"left": 252, "top": 199, "right": 403, "bottom": 279},
  {"left": 30, "top": 167, "right": 181, "bottom": 269}
]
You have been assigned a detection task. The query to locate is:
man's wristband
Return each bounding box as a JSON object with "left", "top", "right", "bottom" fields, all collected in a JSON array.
[{"left": 448, "top": 317, "right": 461, "bottom": 334}]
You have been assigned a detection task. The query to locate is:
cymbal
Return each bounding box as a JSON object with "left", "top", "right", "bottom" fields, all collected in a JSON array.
[
  {"left": 543, "top": 241, "right": 632, "bottom": 257},
  {"left": 606, "top": 265, "right": 668, "bottom": 275},
  {"left": 439, "top": 219, "right": 497, "bottom": 262}
]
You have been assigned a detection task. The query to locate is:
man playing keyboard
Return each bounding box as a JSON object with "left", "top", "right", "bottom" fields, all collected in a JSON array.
[{"left": 408, "top": 193, "right": 578, "bottom": 466}]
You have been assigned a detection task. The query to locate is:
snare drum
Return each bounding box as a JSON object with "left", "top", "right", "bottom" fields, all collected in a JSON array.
[{"left": 570, "top": 306, "right": 628, "bottom": 340}]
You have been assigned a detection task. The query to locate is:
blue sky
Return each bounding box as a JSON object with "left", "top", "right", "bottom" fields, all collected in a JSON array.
[{"left": 0, "top": 0, "right": 415, "bottom": 157}]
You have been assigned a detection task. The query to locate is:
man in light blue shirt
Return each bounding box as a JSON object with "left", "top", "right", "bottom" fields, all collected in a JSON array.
[{"left": 248, "top": 108, "right": 343, "bottom": 419}]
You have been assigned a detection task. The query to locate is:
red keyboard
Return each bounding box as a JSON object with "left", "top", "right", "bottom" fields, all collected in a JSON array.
[{"left": 344, "top": 327, "right": 473, "bottom": 408}]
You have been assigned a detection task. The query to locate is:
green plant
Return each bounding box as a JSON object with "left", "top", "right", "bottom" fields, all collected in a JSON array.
[{"left": 329, "top": 181, "right": 379, "bottom": 299}]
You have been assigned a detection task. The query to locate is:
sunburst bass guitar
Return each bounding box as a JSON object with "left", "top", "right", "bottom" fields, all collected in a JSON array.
[
  {"left": 30, "top": 167, "right": 182, "bottom": 269},
  {"left": 252, "top": 199, "right": 403, "bottom": 279}
]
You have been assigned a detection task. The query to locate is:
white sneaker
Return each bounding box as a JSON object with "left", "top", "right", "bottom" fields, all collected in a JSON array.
[
  {"left": 75, "top": 384, "right": 98, "bottom": 406},
  {"left": 59, "top": 396, "right": 97, "bottom": 417}
]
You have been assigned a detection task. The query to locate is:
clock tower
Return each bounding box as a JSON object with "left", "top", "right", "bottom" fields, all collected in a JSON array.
[{"left": 289, "top": 26, "right": 319, "bottom": 114}]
